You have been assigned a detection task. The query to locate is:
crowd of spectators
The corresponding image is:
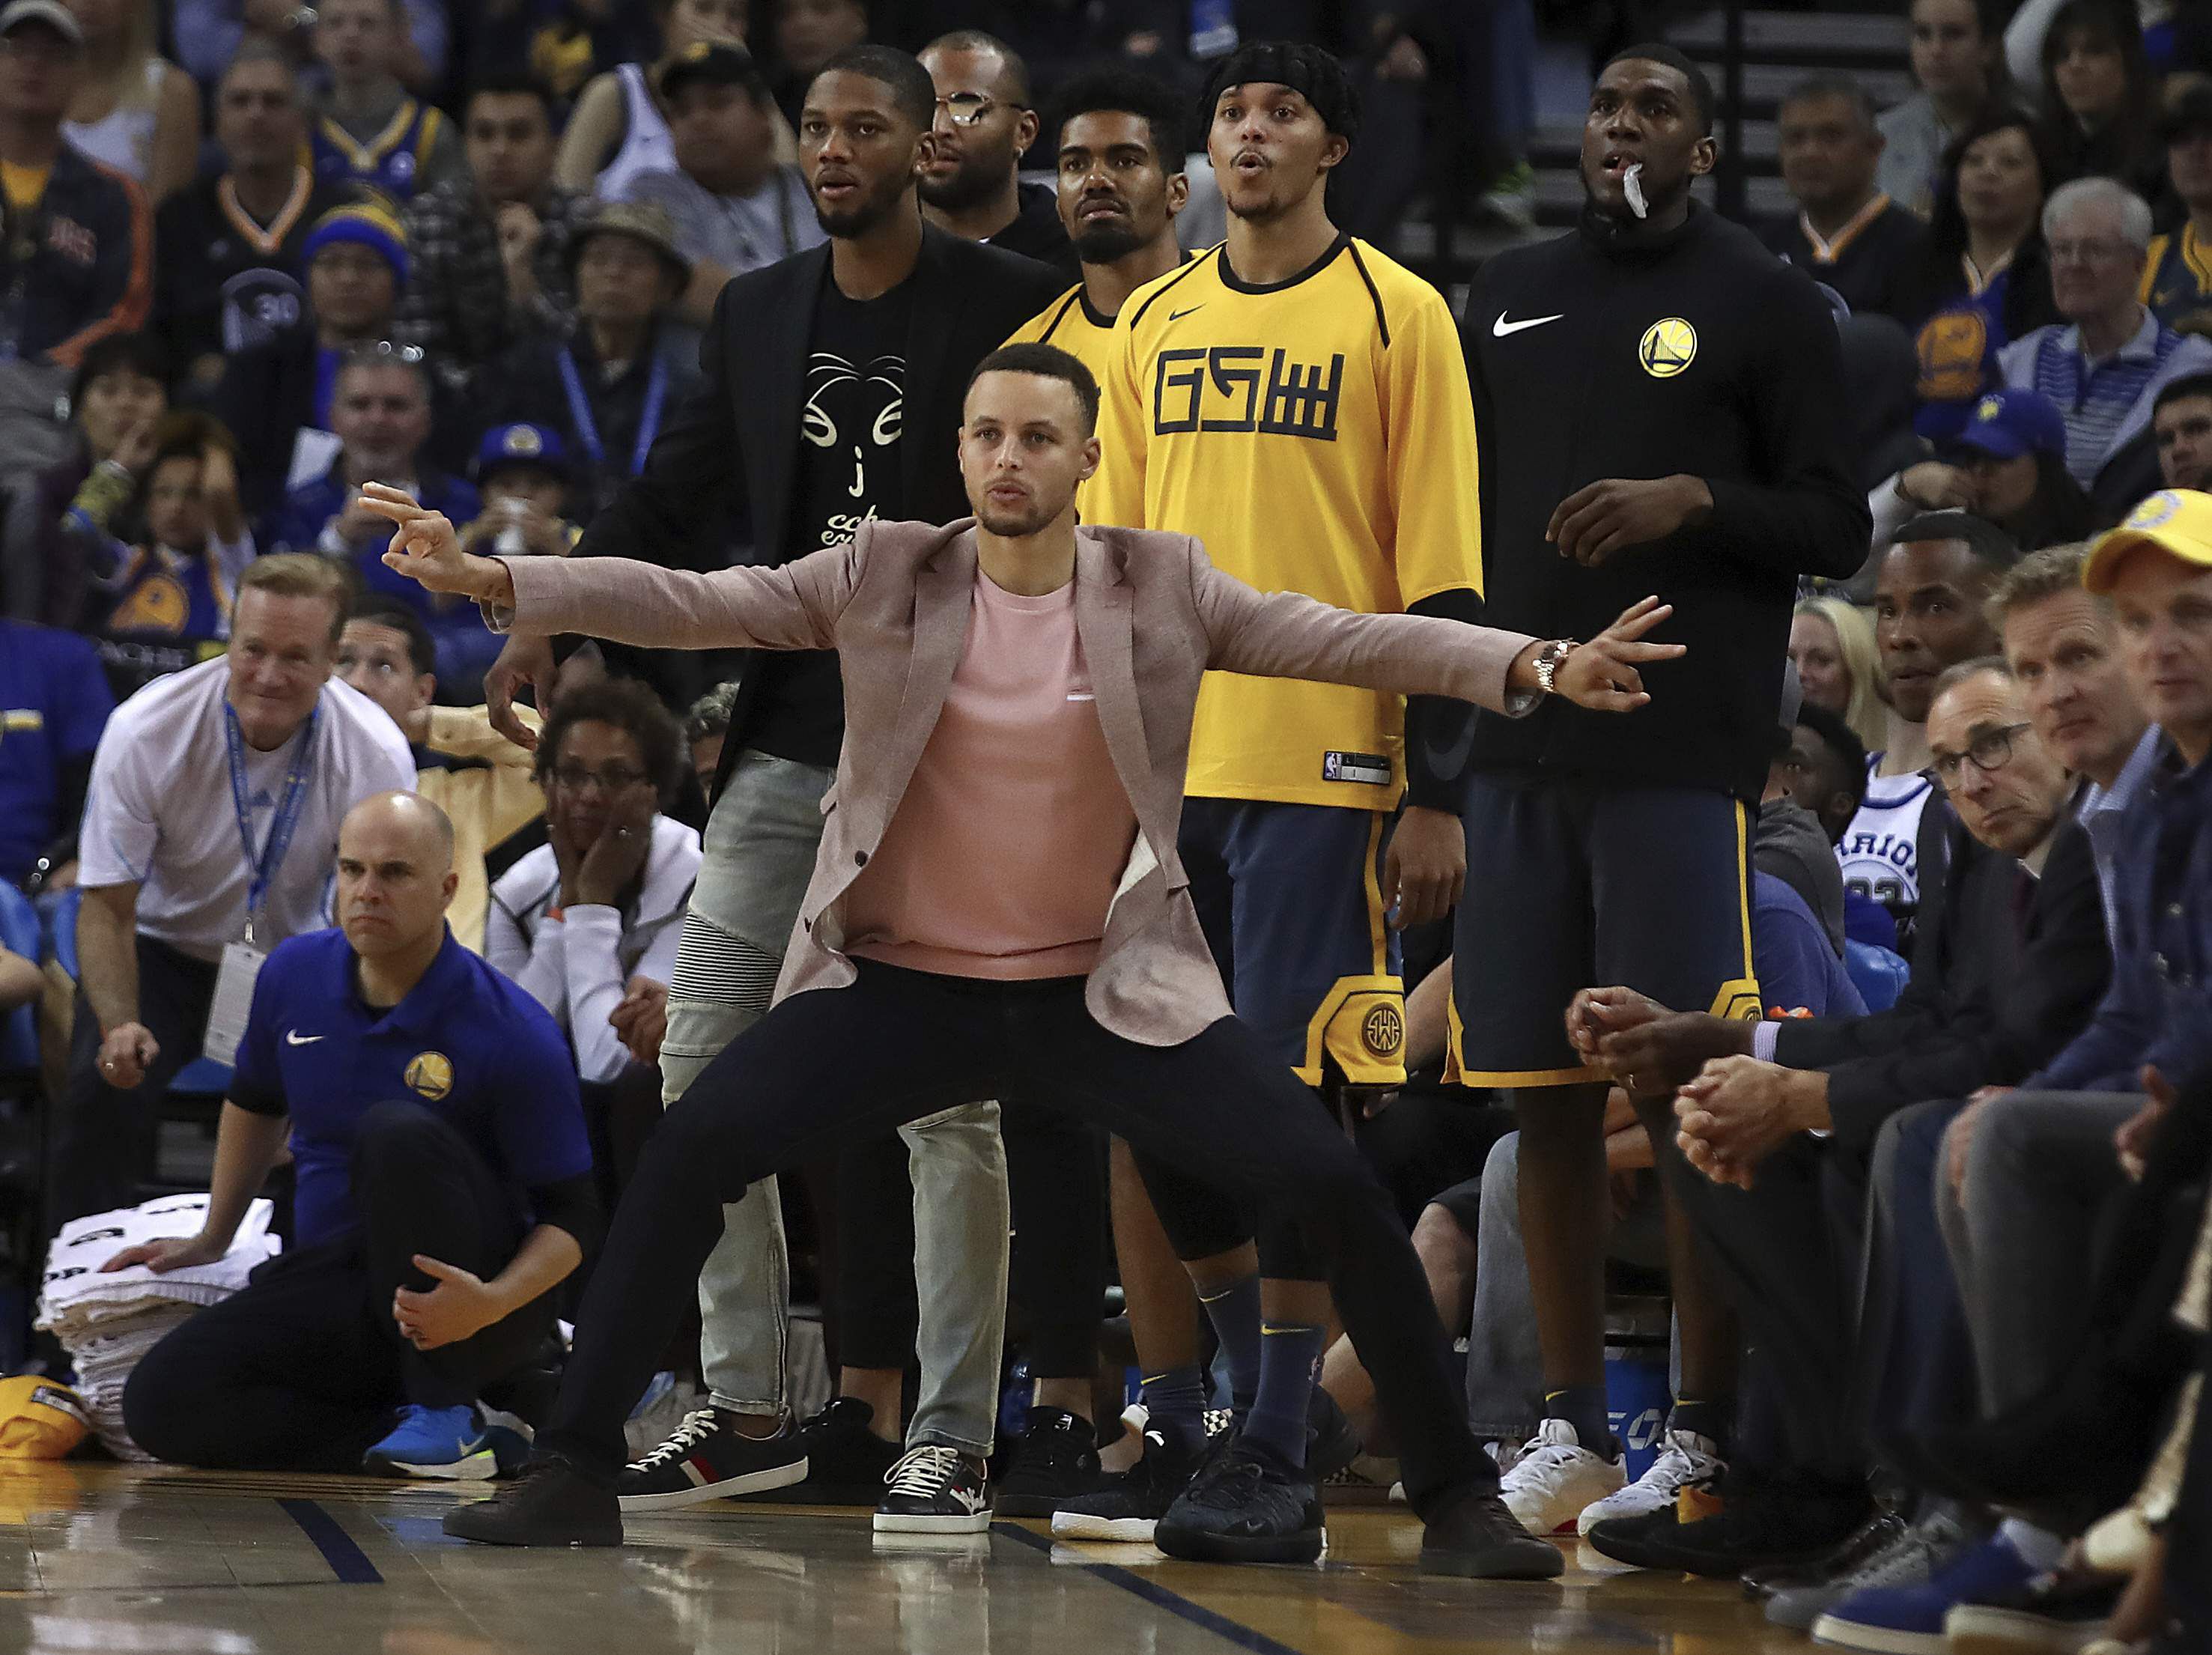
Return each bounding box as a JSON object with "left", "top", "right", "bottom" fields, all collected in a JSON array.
[{"left": 0, "top": 2, "right": 2207, "bottom": 1651}]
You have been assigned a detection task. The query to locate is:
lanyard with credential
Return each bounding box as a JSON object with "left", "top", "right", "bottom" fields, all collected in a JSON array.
[
  {"left": 225, "top": 702, "right": 318, "bottom": 948},
  {"left": 557, "top": 347, "right": 668, "bottom": 479}
]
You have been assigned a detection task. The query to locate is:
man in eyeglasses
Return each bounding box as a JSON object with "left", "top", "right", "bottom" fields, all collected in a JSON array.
[
  {"left": 917, "top": 31, "right": 1078, "bottom": 279},
  {"left": 1584, "top": 659, "right": 2094, "bottom": 1182}
]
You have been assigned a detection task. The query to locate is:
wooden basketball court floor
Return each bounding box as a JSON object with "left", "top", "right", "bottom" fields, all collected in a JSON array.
[{"left": 0, "top": 1463, "right": 1818, "bottom": 1654}]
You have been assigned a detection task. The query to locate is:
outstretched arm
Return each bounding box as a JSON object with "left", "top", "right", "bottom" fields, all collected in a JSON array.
[
  {"left": 358, "top": 484, "right": 860, "bottom": 653},
  {"left": 1191, "top": 546, "right": 1683, "bottom": 715}
]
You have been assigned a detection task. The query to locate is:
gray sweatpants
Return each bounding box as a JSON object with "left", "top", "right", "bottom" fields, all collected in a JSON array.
[{"left": 1462, "top": 1132, "right": 1673, "bottom": 1442}]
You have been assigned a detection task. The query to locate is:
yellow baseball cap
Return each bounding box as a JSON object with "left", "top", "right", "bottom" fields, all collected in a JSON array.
[
  {"left": 0, "top": 1376, "right": 89, "bottom": 1460},
  {"left": 2082, "top": 488, "right": 2212, "bottom": 592}
]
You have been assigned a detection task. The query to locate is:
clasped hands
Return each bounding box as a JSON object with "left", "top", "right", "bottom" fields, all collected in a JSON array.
[{"left": 1566, "top": 986, "right": 1825, "bottom": 1188}]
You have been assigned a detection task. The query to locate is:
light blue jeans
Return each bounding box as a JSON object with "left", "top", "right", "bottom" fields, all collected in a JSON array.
[{"left": 660, "top": 750, "right": 1011, "bottom": 1454}]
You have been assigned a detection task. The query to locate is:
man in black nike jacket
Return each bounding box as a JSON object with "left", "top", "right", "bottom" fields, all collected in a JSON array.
[{"left": 1452, "top": 42, "right": 1871, "bottom": 1554}]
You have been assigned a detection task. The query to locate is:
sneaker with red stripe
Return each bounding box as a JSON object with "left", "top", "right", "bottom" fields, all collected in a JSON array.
[{"left": 617, "top": 1406, "right": 808, "bottom": 1511}]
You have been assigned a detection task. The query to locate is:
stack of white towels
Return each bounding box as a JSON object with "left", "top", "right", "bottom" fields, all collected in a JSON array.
[{"left": 36, "top": 1194, "right": 282, "bottom": 1460}]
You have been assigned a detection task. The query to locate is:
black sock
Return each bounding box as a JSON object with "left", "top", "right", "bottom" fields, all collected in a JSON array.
[
  {"left": 1543, "top": 1385, "right": 1612, "bottom": 1456},
  {"left": 1668, "top": 1396, "right": 1733, "bottom": 1455}
]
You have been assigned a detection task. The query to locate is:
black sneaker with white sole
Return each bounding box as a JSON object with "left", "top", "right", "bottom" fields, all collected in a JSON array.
[
  {"left": 993, "top": 1407, "right": 1101, "bottom": 1518},
  {"left": 874, "top": 1445, "right": 992, "bottom": 1534},
  {"left": 1050, "top": 1427, "right": 1199, "bottom": 1543},
  {"left": 616, "top": 1407, "right": 809, "bottom": 1511}
]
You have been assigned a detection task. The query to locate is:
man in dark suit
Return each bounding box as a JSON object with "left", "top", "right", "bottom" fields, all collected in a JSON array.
[{"left": 478, "top": 45, "right": 1067, "bottom": 1530}]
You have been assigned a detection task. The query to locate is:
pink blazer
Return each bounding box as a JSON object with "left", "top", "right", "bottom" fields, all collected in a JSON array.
[{"left": 497, "top": 519, "right": 1538, "bottom": 1046}]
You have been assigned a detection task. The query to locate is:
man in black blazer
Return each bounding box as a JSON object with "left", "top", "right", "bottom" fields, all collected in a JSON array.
[{"left": 479, "top": 46, "right": 1066, "bottom": 1528}]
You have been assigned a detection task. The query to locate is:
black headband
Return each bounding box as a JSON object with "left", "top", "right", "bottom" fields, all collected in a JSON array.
[{"left": 1199, "top": 42, "right": 1360, "bottom": 145}]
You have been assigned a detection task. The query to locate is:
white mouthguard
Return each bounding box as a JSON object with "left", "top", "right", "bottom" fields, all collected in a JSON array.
[{"left": 1623, "top": 163, "right": 1648, "bottom": 219}]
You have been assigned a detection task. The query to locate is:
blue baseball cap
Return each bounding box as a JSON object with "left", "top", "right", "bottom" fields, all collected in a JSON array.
[
  {"left": 1950, "top": 388, "right": 2067, "bottom": 462},
  {"left": 472, "top": 422, "right": 569, "bottom": 483}
]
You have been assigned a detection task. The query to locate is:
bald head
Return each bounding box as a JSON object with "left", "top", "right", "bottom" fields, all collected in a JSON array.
[
  {"left": 342, "top": 790, "right": 455, "bottom": 868},
  {"left": 336, "top": 792, "right": 458, "bottom": 960}
]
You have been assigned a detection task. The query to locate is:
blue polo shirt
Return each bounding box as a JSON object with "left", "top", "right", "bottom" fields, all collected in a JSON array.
[
  {"left": 229, "top": 926, "right": 591, "bottom": 1248},
  {"left": 0, "top": 621, "right": 113, "bottom": 886}
]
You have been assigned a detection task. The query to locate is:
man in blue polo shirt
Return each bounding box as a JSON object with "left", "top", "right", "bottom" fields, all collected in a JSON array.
[{"left": 108, "top": 792, "right": 598, "bottom": 1478}]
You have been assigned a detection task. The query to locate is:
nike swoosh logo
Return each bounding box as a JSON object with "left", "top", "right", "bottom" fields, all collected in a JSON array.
[
  {"left": 1168, "top": 306, "right": 1204, "bottom": 321},
  {"left": 1492, "top": 311, "right": 1565, "bottom": 337},
  {"left": 285, "top": 1031, "right": 325, "bottom": 1045}
]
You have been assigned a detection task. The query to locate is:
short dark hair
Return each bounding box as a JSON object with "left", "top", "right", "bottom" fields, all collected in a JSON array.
[
  {"left": 1793, "top": 700, "right": 1868, "bottom": 814},
  {"left": 921, "top": 29, "right": 1030, "bottom": 105},
  {"left": 219, "top": 37, "right": 297, "bottom": 91},
  {"left": 70, "top": 330, "right": 168, "bottom": 410},
  {"left": 1053, "top": 65, "right": 1187, "bottom": 163},
  {"left": 965, "top": 342, "right": 1101, "bottom": 434},
  {"left": 535, "top": 678, "right": 687, "bottom": 807},
  {"left": 1200, "top": 40, "right": 1360, "bottom": 144},
  {"left": 2155, "top": 371, "right": 2212, "bottom": 416},
  {"left": 1780, "top": 71, "right": 1879, "bottom": 130},
  {"left": 1891, "top": 508, "right": 2020, "bottom": 571},
  {"left": 815, "top": 43, "right": 936, "bottom": 129},
  {"left": 344, "top": 594, "right": 437, "bottom": 678},
  {"left": 1601, "top": 42, "right": 1716, "bottom": 136},
  {"left": 465, "top": 70, "right": 559, "bottom": 129}
]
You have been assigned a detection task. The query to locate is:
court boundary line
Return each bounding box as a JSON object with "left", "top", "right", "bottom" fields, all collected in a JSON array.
[
  {"left": 277, "top": 1498, "right": 384, "bottom": 1584},
  {"left": 993, "top": 1522, "right": 1304, "bottom": 1655}
]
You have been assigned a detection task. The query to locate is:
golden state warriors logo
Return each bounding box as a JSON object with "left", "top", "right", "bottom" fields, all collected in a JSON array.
[
  {"left": 1362, "top": 1003, "right": 1404, "bottom": 1060},
  {"left": 404, "top": 1051, "right": 453, "bottom": 1102},
  {"left": 1638, "top": 317, "right": 1698, "bottom": 379},
  {"left": 1916, "top": 309, "right": 1989, "bottom": 401},
  {"left": 1975, "top": 395, "right": 2005, "bottom": 423},
  {"left": 2127, "top": 491, "right": 2184, "bottom": 529},
  {"left": 1710, "top": 980, "right": 1765, "bottom": 1023},
  {"left": 107, "top": 574, "right": 189, "bottom": 636}
]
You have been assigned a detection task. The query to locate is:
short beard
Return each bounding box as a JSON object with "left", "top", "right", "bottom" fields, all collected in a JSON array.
[
  {"left": 976, "top": 499, "right": 1057, "bottom": 537},
  {"left": 920, "top": 155, "right": 1007, "bottom": 213},
  {"left": 1072, "top": 221, "right": 1146, "bottom": 264},
  {"left": 815, "top": 174, "right": 909, "bottom": 240}
]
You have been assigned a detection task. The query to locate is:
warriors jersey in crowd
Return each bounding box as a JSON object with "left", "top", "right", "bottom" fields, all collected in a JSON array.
[{"left": 1089, "top": 234, "right": 1483, "bottom": 810}]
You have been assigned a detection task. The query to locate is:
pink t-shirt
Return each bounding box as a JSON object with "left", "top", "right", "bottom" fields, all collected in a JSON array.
[{"left": 843, "top": 570, "right": 1139, "bottom": 979}]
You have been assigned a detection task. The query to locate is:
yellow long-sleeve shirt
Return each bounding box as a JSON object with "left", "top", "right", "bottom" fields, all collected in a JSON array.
[
  {"left": 412, "top": 704, "right": 544, "bottom": 955},
  {"left": 1088, "top": 234, "right": 1483, "bottom": 810}
]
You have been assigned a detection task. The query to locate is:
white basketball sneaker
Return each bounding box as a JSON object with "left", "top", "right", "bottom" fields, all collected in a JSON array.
[
  {"left": 1499, "top": 1418, "right": 1626, "bottom": 1537},
  {"left": 1573, "top": 1428, "right": 1723, "bottom": 1535}
]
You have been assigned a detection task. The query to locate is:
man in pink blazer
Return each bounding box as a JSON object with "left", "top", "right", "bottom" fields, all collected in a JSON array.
[{"left": 361, "top": 343, "right": 1680, "bottom": 1576}]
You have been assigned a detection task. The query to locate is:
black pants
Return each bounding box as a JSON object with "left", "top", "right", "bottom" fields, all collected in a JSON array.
[
  {"left": 1638, "top": 1099, "right": 1868, "bottom": 1488},
  {"left": 122, "top": 1102, "right": 557, "bottom": 1472},
  {"left": 543, "top": 962, "right": 1493, "bottom": 1517},
  {"left": 52, "top": 935, "right": 217, "bottom": 1230},
  {"left": 836, "top": 1103, "right": 1107, "bottom": 1381}
]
